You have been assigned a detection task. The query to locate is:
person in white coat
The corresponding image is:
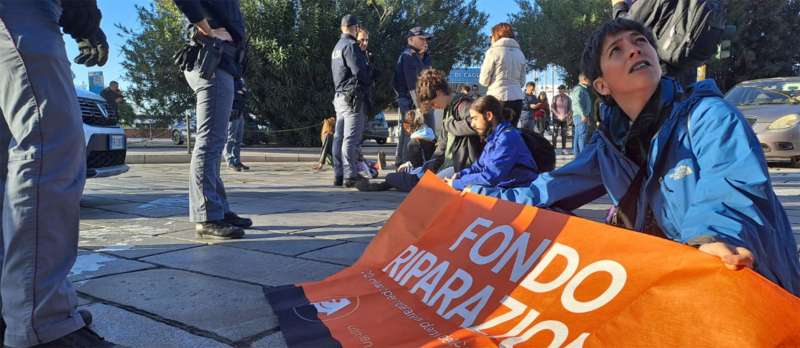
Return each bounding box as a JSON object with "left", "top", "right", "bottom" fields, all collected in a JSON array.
[{"left": 479, "top": 23, "right": 527, "bottom": 127}]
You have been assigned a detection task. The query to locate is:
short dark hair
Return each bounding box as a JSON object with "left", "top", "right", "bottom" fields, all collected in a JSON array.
[
  {"left": 471, "top": 95, "right": 509, "bottom": 122},
  {"left": 416, "top": 69, "right": 450, "bottom": 105},
  {"left": 557, "top": 84, "right": 566, "bottom": 90},
  {"left": 580, "top": 18, "right": 657, "bottom": 83},
  {"left": 525, "top": 82, "right": 536, "bottom": 88},
  {"left": 109, "top": 81, "right": 118, "bottom": 86}
]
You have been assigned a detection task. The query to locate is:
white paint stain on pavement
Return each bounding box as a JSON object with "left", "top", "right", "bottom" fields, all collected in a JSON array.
[{"left": 69, "top": 253, "right": 117, "bottom": 277}]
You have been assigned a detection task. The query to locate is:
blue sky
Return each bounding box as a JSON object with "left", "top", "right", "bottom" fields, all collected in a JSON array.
[{"left": 68, "top": 0, "right": 561, "bottom": 92}]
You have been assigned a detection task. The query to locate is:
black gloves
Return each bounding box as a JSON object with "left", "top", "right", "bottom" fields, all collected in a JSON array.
[
  {"left": 59, "top": 0, "right": 108, "bottom": 67},
  {"left": 74, "top": 30, "right": 109, "bottom": 67},
  {"left": 59, "top": 0, "right": 101, "bottom": 39}
]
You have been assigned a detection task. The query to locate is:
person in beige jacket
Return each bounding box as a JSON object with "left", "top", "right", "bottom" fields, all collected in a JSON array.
[{"left": 479, "top": 23, "right": 527, "bottom": 127}]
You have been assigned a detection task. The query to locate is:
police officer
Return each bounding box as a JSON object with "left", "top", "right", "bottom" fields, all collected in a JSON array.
[
  {"left": 331, "top": 15, "right": 371, "bottom": 188},
  {"left": 174, "top": 0, "right": 252, "bottom": 238},
  {"left": 0, "top": 0, "right": 119, "bottom": 346},
  {"left": 392, "top": 26, "right": 432, "bottom": 168}
]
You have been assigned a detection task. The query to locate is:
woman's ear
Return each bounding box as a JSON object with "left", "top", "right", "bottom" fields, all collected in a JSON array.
[
  {"left": 484, "top": 111, "right": 494, "bottom": 122},
  {"left": 593, "top": 77, "right": 611, "bottom": 97}
]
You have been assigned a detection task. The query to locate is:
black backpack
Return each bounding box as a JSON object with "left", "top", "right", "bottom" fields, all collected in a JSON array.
[
  {"left": 519, "top": 128, "right": 556, "bottom": 172},
  {"left": 623, "top": 0, "right": 726, "bottom": 70}
]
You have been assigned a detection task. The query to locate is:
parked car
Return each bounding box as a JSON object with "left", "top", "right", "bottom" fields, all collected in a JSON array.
[
  {"left": 724, "top": 77, "right": 800, "bottom": 167},
  {"left": 363, "top": 111, "right": 389, "bottom": 144},
  {"left": 76, "top": 87, "right": 129, "bottom": 178},
  {"left": 171, "top": 113, "right": 270, "bottom": 146}
]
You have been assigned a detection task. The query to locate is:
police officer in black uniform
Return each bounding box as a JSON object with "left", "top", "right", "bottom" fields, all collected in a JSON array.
[
  {"left": 173, "top": 0, "right": 253, "bottom": 238},
  {"left": 331, "top": 15, "right": 372, "bottom": 188}
]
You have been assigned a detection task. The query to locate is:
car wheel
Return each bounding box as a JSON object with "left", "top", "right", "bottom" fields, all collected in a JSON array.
[
  {"left": 791, "top": 156, "right": 800, "bottom": 168},
  {"left": 172, "top": 130, "right": 184, "bottom": 145},
  {"left": 376, "top": 138, "right": 387, "bottom": 145}
]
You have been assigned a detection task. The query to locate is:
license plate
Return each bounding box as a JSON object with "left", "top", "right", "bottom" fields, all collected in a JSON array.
[{"left": 109, "top": 135, "right": 126, "bottom": 150}]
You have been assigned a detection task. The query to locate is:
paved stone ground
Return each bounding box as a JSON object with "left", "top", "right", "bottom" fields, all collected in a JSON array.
[{"left": 75, "top": 161, "right": 800, "bottom": 347}]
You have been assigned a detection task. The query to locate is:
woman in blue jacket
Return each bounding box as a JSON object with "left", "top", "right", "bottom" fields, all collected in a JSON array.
[
  {"left": 469, "top": 18, "right": 800, "bottom": 296},
  {"left": 445, "top": 95, "right": 538, "bottom": 191}
]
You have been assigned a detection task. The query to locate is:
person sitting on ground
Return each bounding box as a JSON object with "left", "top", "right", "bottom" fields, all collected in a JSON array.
[
  {"left": 357, "top": 69, "right": 480, "bottom": 192},
  {"left": 468, "top": 18, "right": 800, "bottom": 296},
  {"left": 444, "top": 95, "right": 538, "bottom": 191},
  {"left": 313, "top": 116, "right": 336, "bottom": 171},
  {"left": 404, "top": 110, "right": 436, "bottom": 168}
]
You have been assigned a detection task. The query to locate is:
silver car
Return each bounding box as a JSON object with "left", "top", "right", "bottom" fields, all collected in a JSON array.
[
  {"left": 724, "top": 77, "right": 800, "bottom": 166},
  {"left": 76, "top": 87, "right": 129, "bottom": 178}
]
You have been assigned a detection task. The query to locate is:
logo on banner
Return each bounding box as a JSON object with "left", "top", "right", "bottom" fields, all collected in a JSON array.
[{"left": 295, "top": 296, "right": 361, "bottom": 322}]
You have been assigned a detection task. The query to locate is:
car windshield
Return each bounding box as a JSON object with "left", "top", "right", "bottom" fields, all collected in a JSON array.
[{"left": 725, "top": 81, "right": 800, "bottom": 106}]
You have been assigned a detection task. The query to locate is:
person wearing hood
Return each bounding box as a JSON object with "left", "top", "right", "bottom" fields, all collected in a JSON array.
[
  {"left": 479, "top": 23, "right": 527, "bottom": 127},
  {"left": 468, "top": 18, "right": 800, "bottom": 297}
]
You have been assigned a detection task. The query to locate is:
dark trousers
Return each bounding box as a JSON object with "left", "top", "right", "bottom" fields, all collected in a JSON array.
[
  {"left": 385, "top": 172, "right": 420, "bottom": 192},
  {"left": 501, "top": 99, "right": 523, "bottom": 127},
  {"left": 318, "top": 133, "right": 333, "bottom": 167},
  {"left": 406, "top": 138, "right": 435, "bottom": 168},
  {"left": 552, "top": 119, "right": 568, "bottom": 149}
]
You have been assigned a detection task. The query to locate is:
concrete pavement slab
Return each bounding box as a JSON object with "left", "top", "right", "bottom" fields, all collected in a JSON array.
[
  {"left": 294, "top": 225, "right": 380, "bottom": 244},
  {"left": 141, "top": 245, "right": 344, "bottom": 286},
  {"left": 70, "top": 250, "right": 155, "bottom": 281},
  {"left": 298, "top": 242, "right": 368, "bottom": 266},
  {"left": 218, "top": 232, "right": 347, "bottom": 256},
  {"left": 252, "top": 332, "right": 288, "bottom": 348},
  {"left": 249, "top": 211, "right": 387, "bottom": 233},
  {"left": 80, "top": 303, "right": 229, "bottom": 348},
  {"left": 100, "top": 201, "right": 189, "bottom": 218},
  {"left": 88, "top": 237, "right": 203, "bottom": 259},
  {"left": 76, "top": 269, "right": 277, "bottom": 342}
]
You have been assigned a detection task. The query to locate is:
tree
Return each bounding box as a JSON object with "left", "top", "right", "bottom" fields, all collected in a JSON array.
[
  {"left": 118, "top": 1, "right": 194, "bottom": 127},
  {"left": 510, "top": 0, "right": 609, "bottom": 86},
  {"left": 119, "top": 0, "right": 487, "bottom": 145},
  {"left": 708, "top": 0, "right": 800, "bottom": 90}
]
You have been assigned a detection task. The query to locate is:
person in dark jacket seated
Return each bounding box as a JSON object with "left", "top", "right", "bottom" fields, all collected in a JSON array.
[
  {"left": 357, "top": 69, "right": 480, "bottom": 192},
  {"left": 444, "top": 95, "right": 538, "bottom": 191},
  {"left": 469, "top": 18, "right": 800, "bottom": 296}
]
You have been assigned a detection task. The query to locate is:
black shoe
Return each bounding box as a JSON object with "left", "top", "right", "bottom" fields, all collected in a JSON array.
[
  {"left": 227, "top": 163, "right": 243, "bottom": 172},
  {"left": 195, "top": 221, "right": 244, "bottom": 239},
  {"left": 345, "top": 175, "right": 369, "bottom": 188},
  {"left": 334, "top": 176, "right": 343, "bottom": 187},
  {"left": 33, "top": 326, "right": 123, "bottom": 347},
  {"left": 223, "top": 212, "right": 252, "bottom": 228},
  {"left": 79, "top": 309, "right": 92, "bottom": 326},
  {"left": 239, "top": 163, "right": 250, "bottom": 171},
  {"left": 356, "top": 180, "right": 392, "bottom": 192}
]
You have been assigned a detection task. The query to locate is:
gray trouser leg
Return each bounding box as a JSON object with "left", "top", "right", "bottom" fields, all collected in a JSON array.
[
  {"left": 185, "top": 69, "right": 234, "bottom": 222},
  {"left": 0, "top": 4, "right": 87, "bottom": 346},
  {"left": 332, "top": 94, "right": 365, "bottom": 179},
  {"left": 224, "top": 116, "right": 243, "bottom": 166},
  {"left": 394, "top": 98, "right": 412, "bottom": 167}
]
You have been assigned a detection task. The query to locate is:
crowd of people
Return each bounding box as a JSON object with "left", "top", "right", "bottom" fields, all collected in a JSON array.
[{"left": 327, "top": 4, "right": 800, "bottom": 301}]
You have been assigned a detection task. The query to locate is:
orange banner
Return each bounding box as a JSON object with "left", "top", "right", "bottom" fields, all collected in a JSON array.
[{"left": 269, "top": 173, "right": 800, "bottom": 347}]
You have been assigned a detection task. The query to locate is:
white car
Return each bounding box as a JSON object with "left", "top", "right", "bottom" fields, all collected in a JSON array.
[{"left": 75, "top": 87, "right": 129, "bottom": 178}]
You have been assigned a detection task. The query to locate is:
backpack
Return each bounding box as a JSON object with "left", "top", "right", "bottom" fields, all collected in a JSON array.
[
  {"left": 624, "top": 0, "right": 726, "bottom": 69},
  {"left": 519, "top": 128, "right": 556, "bottom": 172}
]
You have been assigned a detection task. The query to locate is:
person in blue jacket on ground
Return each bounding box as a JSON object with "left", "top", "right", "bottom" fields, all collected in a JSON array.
[
  {"left": 468, "top": 18, "right": 800, "bottom": 296},
  {"left": 444, "top": 95, "right": 538, "bottom": 191}
]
